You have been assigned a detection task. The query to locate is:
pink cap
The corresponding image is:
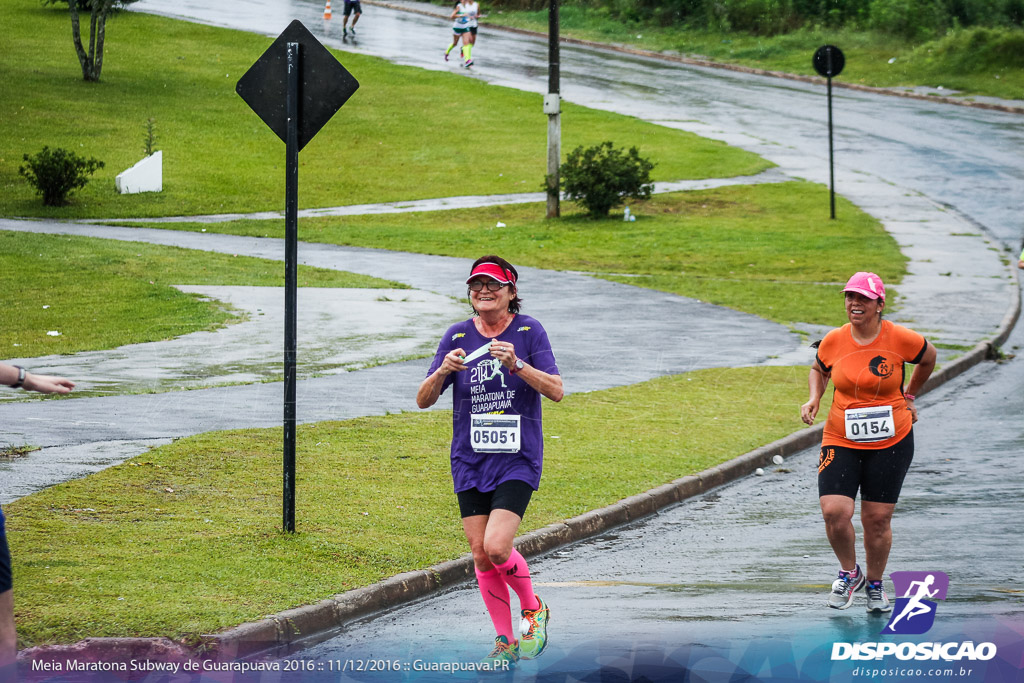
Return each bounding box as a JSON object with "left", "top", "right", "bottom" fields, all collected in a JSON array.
[
  {"left": 466, "top": 262, "right": 516, "bottom": 285},
  {"left": 843, "top": 272, "right": 885, "bottom": 300}
]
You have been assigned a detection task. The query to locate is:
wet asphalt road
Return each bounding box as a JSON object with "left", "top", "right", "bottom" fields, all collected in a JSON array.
[{"left": 285, "top": 283, "right": 1024, "bottom": 681}]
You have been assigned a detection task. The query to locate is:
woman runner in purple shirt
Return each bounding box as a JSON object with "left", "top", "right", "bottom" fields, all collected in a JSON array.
[{"left": 417, "top": 255, "right": 563, "bottom": 668}]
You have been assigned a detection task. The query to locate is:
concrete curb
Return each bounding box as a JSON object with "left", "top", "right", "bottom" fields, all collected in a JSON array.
[
  {"left": 19, "top": 263, "right": 1019, "bottom": 666},
  {"left": 923, "top": 263, "right": 1021, "bottom": 391},
  {"left": 363, "top": 0, "right": 1024, "bottom": 116}
]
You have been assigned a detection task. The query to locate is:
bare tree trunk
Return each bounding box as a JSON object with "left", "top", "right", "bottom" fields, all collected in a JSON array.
[
  {"left": 88, "top": 8, "right": 98, "bottom": 69},
  {"left": 68, "top": 1, "right": 93, "bottom": 80},
  {"left": 68, "top": 0, "right": 115, "bottom": 82},
  {"left": 93, "top": 1, "right": 111, "bottom": 79}
]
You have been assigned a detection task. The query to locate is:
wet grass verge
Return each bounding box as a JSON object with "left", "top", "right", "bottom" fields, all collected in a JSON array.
[
  {"left": 482, "top": 9, "right": 1024, "bottom": 101},
  {"left": 139, "top": 181, "right": 907, "bottom": 327},
  {"left": 0, "top": 231, "right": 404, "bottom": 357},
  {"left": 0, "top": 0, "right": 768, "bottom": 219},
  {"left": 7, "top": 364, "right": 829, "bottom": 645}
]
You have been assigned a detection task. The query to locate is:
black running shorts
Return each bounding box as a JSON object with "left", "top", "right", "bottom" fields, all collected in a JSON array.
[
  {"left": 457, "top": 479, "right": 534, "bottom": 519},
  {"left": 818, "top": 429, "right": 914, "bottom": 504}
]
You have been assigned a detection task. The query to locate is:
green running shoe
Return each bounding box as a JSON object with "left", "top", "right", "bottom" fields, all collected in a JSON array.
[
  {"left": 518, "top": 595, "right": 550, "bottom": 659},
  {"left": 480, "top": 635, "right": 519, "bottom": 670}
]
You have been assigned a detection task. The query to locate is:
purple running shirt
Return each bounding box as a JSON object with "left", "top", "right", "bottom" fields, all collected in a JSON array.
[{"left": 426, "top": 314, "right": 559, "bottom": 492}]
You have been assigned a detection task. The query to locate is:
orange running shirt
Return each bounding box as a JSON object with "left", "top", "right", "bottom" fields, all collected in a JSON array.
[{"left": 815, "top": 320, "right": 927, "bottom": 450}]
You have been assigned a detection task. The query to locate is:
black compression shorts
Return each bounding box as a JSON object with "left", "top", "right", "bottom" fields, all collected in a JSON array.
[
  {"left": 457, "top": 479, "right": 534, "bottom": 519},
  {"left": 818, "top": 429, "right": 914, "bottom": 504}
]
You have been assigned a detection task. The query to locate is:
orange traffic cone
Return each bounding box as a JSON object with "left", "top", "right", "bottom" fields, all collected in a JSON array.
[{"left": 324, "top": 0, "right": 332, "bottom": 19}]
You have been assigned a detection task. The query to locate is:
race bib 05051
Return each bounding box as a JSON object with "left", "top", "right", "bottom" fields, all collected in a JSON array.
[{"left": 470, "top": 414, "right": 521, "bottom": 453}]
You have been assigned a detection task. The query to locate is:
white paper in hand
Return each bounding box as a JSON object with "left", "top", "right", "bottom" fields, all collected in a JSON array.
[{"left": 461, "top": 341, "right": 493, "bottom": 363}]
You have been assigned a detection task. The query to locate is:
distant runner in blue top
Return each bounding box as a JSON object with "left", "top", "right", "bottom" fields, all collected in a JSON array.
[{"left": 417, "top": 255, "right": 562, "bottom": 668}]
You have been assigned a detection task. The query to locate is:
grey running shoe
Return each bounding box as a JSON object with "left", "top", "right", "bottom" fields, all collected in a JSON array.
[
  {"left": 866, "top": 580, "right": 892, "bottom": 613},
  {"left": 828, "top": 565, "right": 865, "bottom": 609}
]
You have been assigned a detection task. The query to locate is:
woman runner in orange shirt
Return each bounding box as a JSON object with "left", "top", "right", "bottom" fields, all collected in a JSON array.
[{"left": 800, "top": 272, "right": 936, "bottom": 613}]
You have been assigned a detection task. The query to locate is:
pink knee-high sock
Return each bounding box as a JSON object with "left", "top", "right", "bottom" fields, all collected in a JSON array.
[
  {"left": 475, "top": 566, "right": 516, "bottom": 641},
  {"left": 493, "top": 549, "right": 541, "bottom": 612}
]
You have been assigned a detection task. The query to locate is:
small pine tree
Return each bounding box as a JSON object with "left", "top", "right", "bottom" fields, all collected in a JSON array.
[{"left": 144, "top": 117, "right": 157, "bottom": 156}]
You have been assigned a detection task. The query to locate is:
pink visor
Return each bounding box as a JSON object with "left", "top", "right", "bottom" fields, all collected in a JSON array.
[
  {"left": 466, "top": 262, "right": 516, "bottom": 285},
  {"left": 843, "top": 271, "right": 885, "bottom": 300}
]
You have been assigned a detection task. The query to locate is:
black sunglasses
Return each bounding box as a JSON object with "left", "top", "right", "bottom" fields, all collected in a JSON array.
[{"left": 468, "top": 280, "right": 509, "bottom": 292}]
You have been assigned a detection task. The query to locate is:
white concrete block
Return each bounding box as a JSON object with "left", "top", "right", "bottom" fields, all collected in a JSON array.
[{"left": 115, "top": 151, "right": 162, "bottom": 194}]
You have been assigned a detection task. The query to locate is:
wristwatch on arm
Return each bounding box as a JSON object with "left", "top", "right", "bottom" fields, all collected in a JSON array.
[
  {"left": 9, "top": 365, "right": 26, "bottom": 389},
  {"left": 510, "top": 359, "right": 525, "bottom": 375}
]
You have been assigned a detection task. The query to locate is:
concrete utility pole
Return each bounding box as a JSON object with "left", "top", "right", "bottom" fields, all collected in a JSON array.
[{"left": 545, "top": 0, "right": 560, "bottom": 218}]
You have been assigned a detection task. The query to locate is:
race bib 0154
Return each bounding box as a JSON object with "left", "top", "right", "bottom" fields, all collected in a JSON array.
[{"left": 844, "top": 405, "right": 895, "bottom": 442}]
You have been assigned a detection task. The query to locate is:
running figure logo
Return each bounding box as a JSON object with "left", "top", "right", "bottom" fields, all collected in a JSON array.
[
  {"left": 883, "top": 571, "right": 949, "bottom": 635},
  {"left": 477, "top": 358, "right": 507, "bottom": 388}
]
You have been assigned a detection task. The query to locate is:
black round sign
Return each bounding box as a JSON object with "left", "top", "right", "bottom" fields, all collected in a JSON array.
[{"left": 813, "top": 45, "right": 845, "bottom": 78}]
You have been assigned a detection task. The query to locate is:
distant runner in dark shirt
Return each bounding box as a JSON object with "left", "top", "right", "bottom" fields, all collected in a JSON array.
[{"left": 342, "top": 0, "right": 361, "bottom": 36}]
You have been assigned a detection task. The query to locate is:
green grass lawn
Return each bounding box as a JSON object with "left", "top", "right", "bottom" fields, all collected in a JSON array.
[
  {"left": 0, "top": 0, "right": 768, "bottom": 220},
  {"left": 484, "top": 9, "right": 1024, "bottom": 101},
  {"left": 129, "top": 181, "right": 906, "bottom": 327},
  {"left": 7, "top": 364, "right": 829, "bottom": 646},
  {"left": 0, "top": 231, "right": 402, "bottom": 358}
]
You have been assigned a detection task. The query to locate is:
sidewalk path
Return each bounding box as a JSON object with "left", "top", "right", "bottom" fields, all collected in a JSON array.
[{"left": 86, "top": 170, "right": 791, "bottom": 225}]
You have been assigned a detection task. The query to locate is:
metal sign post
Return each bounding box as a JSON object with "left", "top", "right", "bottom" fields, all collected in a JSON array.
[
  {"left": 237, "top": 20, "right": 360, "bottom": 532},
  {"left": 282, "top": 42, "right": 299, "bottom": 534},
  {"left": 813, "top": 45, "right": 845, "bottom": 220}
]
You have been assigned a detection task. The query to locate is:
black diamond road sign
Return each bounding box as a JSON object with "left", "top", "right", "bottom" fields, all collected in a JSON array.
[{"left": 236, "top": 20, "right": 359, "bottom": 151}]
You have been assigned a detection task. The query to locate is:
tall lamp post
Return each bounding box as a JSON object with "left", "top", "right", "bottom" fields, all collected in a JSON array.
[{"left": 545, "top": 0, "right": 560, "bottom": 218}]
